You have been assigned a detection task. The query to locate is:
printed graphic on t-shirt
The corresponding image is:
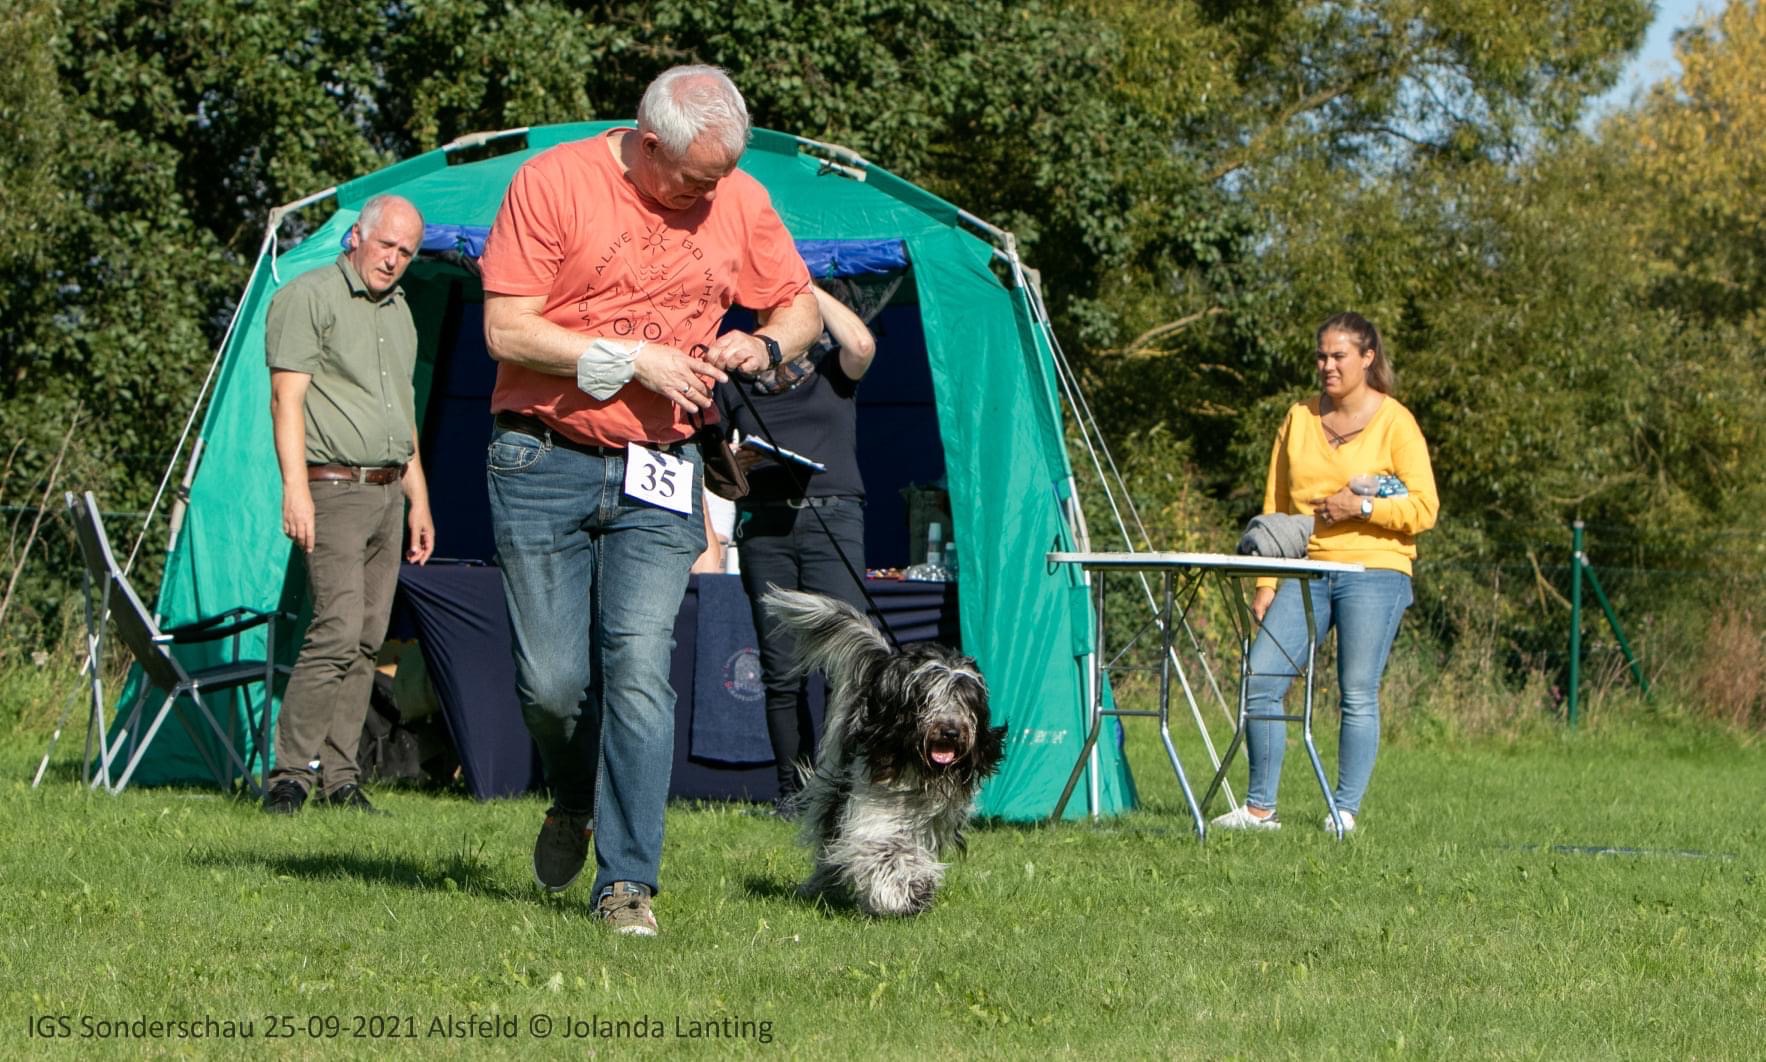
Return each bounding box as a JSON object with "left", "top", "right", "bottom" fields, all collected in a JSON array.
[{"left": 583, "top": 223, "right": 725, "bottom": 358}]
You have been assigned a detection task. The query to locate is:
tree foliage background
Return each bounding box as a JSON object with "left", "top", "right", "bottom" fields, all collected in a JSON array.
[{"left": 4, "top": 0, "right": 1763, "bottom": 718}]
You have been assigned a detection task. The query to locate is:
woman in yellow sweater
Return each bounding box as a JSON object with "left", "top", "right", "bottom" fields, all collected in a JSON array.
[{"left": 1213, "top": 312, "right": 1438, "bottom": 833}]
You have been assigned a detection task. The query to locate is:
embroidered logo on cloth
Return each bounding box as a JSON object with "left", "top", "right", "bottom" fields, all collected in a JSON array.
[{"left": 723, "top": 649, "right": 765, "bottom": 702}]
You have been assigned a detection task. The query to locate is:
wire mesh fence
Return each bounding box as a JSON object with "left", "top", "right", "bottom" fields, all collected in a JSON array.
[{"left": 1080, "top": 499, "right": 1766, "bottom": 737}]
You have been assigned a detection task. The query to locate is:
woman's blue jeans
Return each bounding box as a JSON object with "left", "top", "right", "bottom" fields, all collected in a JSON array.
[
  {"left": 486, "top": 426, "right": 704, "bottom": 898},
  {"left": 1243, "top": 569, "right": 1412, "bottom": 815}
]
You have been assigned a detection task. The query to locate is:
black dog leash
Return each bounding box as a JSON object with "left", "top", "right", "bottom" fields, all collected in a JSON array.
[{"left": 725, "top": 376, "right": 906, "bottom": 653}]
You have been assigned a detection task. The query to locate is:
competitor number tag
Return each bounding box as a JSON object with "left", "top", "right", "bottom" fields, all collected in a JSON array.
[{"left": 624, "top": 443, "right": 692, "bottom": 515}]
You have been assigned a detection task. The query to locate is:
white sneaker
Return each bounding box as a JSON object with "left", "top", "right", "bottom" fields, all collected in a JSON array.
[
  {"left": 1211, "top": 805, "right": 1280, "bottom": 831},
  {"left": 1322, "top": 810, "right": 1357, "bottom": 833}
]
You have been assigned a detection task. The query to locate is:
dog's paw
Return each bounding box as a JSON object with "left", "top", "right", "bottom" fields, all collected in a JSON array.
[
  {"left": 905, "top": 877, "right": 937, "bottom": 915},
  {"left": 857, "top": 877, "right": 938, "bottom": 918}
]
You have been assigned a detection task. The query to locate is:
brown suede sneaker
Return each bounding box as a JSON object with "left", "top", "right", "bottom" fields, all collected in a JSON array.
[{"left": 596, "top": 881, "right": 658, "bottom": 937}]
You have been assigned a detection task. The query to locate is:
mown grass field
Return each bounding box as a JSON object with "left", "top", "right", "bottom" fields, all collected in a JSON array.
[{"left": 1, "top": 700, "right": 1761, "bottom": 1059}]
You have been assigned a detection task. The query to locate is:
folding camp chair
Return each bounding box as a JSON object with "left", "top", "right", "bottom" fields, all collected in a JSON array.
[{"left": 59, "top": 491, "right": 288, "bottom": 795}]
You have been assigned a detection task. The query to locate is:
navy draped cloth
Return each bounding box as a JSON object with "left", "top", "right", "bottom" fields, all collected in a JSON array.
[
  {"left": 390, "top": 564, "right": 957, "bottom": 801},
  {"left": 689, "top": 574, "right": 774, "bottom": 766},
  {"left": 390, "top": 562, "right": 538, "bottom": 801}
]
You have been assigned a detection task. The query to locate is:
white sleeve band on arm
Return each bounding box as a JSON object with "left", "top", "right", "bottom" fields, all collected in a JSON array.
[{"left": 576, "top": 339, "right": 642, "bottom": 400}]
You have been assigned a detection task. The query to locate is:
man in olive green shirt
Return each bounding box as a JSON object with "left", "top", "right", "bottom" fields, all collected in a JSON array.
[{"left": 263, "top": 194, "right": 435, "bottom": 814}]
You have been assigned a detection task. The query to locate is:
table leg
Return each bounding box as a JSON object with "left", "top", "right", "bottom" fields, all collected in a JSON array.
[
  {"left": 1153, "top": 570, "right": 1206, "bottom": 838},
  {"left": 1164, "top": 571, "right": 1236, "bottom": 816},
  {"left": 1050, "top": 569, "right": 1108, "bottom": 822},
  {"left": 1199, "top": 574, "right": 1255, "bottom": 821},
  {"left": 1080, "top": 568, "right": 1094, "bottom": 816}
]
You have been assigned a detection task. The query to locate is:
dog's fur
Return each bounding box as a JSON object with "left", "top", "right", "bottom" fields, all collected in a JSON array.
[{"left": 762, "top": 588, "right": 1006, "bottom": 916}]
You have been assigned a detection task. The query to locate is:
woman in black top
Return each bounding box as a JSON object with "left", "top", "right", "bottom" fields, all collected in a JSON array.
[{"left": 717, "top": 282, "right": 878, "bottom": 815}]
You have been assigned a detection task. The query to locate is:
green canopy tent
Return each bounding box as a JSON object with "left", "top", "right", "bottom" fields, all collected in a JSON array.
[{"left": 115, "top": 123, "right": 1135, "bottom": 820}]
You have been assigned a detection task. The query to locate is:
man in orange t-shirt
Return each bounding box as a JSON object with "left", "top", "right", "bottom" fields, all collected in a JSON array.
[{"left": 478, "top": 65, "right": 820, "bottom": 936}]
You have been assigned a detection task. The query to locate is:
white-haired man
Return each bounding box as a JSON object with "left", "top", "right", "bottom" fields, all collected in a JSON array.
[
  {"left": 479, "top": 65, "right": 821, "bottom": 935},
  {"left": 264, "top": 193, "right": 436, "bottom": 815}
]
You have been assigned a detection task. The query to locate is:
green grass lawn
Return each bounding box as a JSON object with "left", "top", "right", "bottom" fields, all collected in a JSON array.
[{"left": 2, "top": 710, "right": 1760, "bottom": 1059}]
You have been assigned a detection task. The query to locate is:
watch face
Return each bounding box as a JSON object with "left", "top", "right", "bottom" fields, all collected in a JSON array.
[{"left": 1361, "top": 498, "right": 1374, "bottom": 516}]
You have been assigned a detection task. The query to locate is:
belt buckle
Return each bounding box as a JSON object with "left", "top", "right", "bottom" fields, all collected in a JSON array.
[
  {"left": 787, "top": 497, "right": 810, "bottom": 510},
  {"left": 353, "top": 466, "right": 370, "bottom": 484}
]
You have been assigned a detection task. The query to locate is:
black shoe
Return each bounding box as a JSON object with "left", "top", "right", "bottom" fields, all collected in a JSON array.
[
  {"left": 262, "top": 780, "right": 307, "bottom": 815},
  {"left": 532, "top": 809, "right": 592, "bottom": 892},
  {"left": 319, "top": 783, "right": 385, "bottom": 814}
]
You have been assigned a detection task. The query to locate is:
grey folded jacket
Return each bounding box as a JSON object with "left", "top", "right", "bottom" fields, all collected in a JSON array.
[{"left": 1237, "top": 513, "right": 1314, "bottom": 559}]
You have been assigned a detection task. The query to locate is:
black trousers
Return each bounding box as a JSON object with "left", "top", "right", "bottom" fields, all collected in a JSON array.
[{"left": 734, "top": 497, "right": 868, "bottom": 790}]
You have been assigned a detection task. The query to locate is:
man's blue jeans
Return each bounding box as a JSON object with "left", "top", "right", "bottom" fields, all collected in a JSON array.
[
  {"left": 486, "top": 425, "right": 703, "bottom": 898},
  {"left": 1243, "top": 569, "right": 1412, "bottom": 815}
]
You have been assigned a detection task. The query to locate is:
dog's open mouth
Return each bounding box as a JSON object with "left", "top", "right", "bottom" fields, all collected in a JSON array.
[{"left": 928, "top": 741, "right": 961, "bottom": 766}]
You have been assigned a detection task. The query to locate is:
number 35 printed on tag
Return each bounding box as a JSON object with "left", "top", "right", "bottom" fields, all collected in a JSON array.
[{"left": 623, "top": 443, "right": 693, "bottom": 515}]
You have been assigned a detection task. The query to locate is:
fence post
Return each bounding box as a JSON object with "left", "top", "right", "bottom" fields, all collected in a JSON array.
[
  {"left": 1581, "top": 560, "right": 1650, "bottom": 696},
  {"left": 1566, "top": 519, "right": 1650, "bottom": 726},
  {"left": 1567, "top": 520, "right": 1584, "bottom": 729}
]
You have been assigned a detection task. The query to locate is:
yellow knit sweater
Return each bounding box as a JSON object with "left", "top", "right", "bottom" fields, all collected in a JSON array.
[{"left": 1257, "top": 395, "right": 1439, "bottom": 587}]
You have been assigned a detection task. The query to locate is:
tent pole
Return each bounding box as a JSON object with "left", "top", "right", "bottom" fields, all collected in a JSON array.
[
  {"left": 267, "top": 187, "right": 338, "bottom": 284},
  {"left": 128, "top": 176, "right": 338, "bottom": 575},
  {"left": 1037, "top": 266, "right": 1242, "bottom": 776},
  {"left": 162, "top": 437, "right": 204, "bottom": 568},
  {"left": 791, "top": 135, "right": 870, "bottom": 170},
  {"left": 125, "top": 224, "right": 277, "bottom": 576},
  {"left": 440, "top": 126, "right": 529, "bottom": 153},
  {"left": 134, "top": 178, "right": 350, "bottom": 573},
  {"left": 795, "top": 136, "right": 1027, "bottom": 261}
]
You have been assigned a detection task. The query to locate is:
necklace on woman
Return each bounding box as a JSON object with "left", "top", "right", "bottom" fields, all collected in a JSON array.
[{"left": 1320, "top": 393, "right": 1381, "bottom": 448}]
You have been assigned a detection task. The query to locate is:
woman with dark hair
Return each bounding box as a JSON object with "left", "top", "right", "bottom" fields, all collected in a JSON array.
[
  {"left": 1212, "top": 312, "right": 1438, "bottom": 833},
  {"left": 717, "top": 282, "right": 879, "bottom": 816}
]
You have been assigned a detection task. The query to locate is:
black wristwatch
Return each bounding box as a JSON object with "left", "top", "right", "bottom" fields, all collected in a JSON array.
[{"left": 759, "top": 334, "right": 783, "bottom": 370}]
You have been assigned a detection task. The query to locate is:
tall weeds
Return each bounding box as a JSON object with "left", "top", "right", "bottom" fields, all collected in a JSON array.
[{"left": 1687, "top": 600, "right": 1766, "bottom": 731}]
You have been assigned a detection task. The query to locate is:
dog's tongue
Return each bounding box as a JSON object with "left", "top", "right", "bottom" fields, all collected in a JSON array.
[{"left": 930, "top": 744, "right": 958, "bottom": 766}]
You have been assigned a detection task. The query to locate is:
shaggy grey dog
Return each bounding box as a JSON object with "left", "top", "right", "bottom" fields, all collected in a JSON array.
[{"left": 763, "top": 588, "right": 1006, "bottom": 916}]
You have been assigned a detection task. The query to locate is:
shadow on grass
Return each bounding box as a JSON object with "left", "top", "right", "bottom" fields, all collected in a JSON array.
[
  {"left": 29, "top": 758, "right": 83, "bottom": 785},
  {"left": 972, "top": 816, "right": 1062, "bottom": 836},
  {"left": 974, "top": 814, "right": 1203, "bottom": 841},
  {"left": 738, "top": 874, "right": 861, "bottom": 920},
  {"left": 28, "top": 753, "right": 469, "bottom": 805},
  {"left": 27, "top": 758, "right": 268, "bottom": 804},
  {"left": 187, "top": 847, "right": 542, "bottom": 906}
]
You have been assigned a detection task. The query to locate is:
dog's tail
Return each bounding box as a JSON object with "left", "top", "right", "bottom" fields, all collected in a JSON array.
[
  {"left": 763, "top": 588, "right": 893, "bottom": 780},
  {"left": 761, "top": 588, "right": 891, "bottom": 687}
]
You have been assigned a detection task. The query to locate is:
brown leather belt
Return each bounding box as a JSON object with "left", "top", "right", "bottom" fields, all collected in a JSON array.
[
  {"left": 307, "top": 463, "right": 405, "bottom": 485},
  {"left": 494, "top": 411, "right": 686, "bottom": 456}
]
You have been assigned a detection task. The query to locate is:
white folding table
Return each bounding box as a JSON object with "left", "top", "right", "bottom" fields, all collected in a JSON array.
[{"left": 1046, "top": 551, "right": 1364, "bottom": 838}]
